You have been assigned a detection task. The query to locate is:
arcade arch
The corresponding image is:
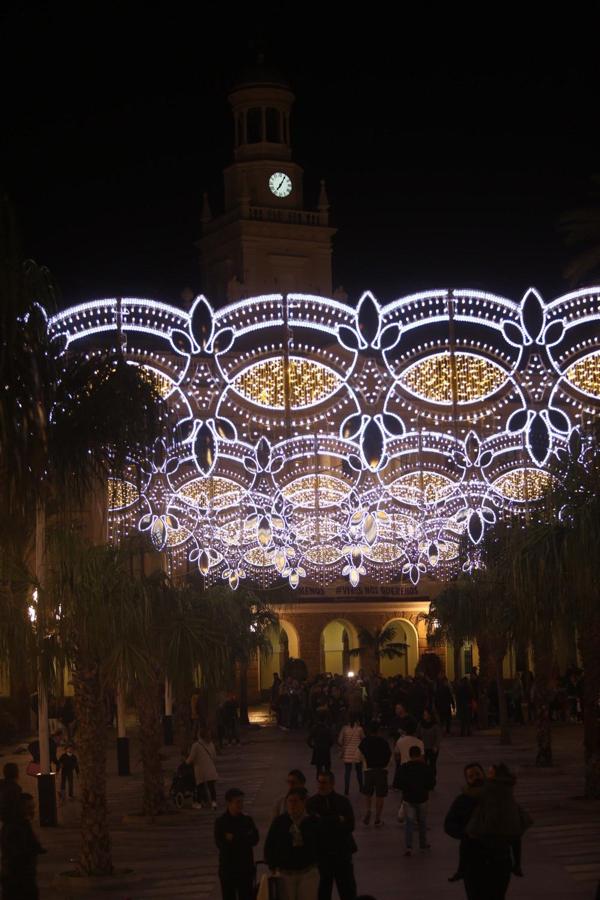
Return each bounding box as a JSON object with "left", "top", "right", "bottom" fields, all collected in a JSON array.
[
  {"left": 320, "top": 619, "right": 360, "bottom": 675},
  {"left": 259, "top": 619, "right": 300, "bottom": 691},
  {"left": 379, "top": 618, "right": 419, "bottom": 678}
]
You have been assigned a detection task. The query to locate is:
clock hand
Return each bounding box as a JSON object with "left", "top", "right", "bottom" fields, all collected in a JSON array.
[{"left": 277, "top": 177, "right": 286, "bottom": 190}]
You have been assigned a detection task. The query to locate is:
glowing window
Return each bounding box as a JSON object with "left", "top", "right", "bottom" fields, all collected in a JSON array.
[
  {"left": 231, "top": 357, "right": 342, "bottom": 409},
  {"left": 400, "top": 352, "right": 507, "bottom": 404}
]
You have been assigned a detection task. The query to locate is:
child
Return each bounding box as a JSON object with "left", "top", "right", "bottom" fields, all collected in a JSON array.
[{"left": 57, "top": 745, "right": 79, "bottom": 801}]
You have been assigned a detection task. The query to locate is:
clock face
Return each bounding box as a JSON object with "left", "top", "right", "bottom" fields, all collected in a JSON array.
[{"left": 269, "top": 172, "right": 292, "bottom": 198}]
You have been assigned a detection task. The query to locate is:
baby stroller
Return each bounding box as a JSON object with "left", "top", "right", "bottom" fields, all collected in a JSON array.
[{"left": 170, "top": 761, "right": 195, "bottom": 809}]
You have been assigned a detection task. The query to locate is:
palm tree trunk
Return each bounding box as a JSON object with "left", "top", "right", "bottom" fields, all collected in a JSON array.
[
  {"left": 73, "top": 656, "right": 113, "bottom": 876},
  {"left": 239, "top": 662, "right": 249, "bottom": 727},
  {"left": 495, "top": 657, "right": 511, "bottom": 745},
  {"left": 134, "top": 678, "right": 165, "bottom": 818},
  {"left": 475, "top": 639, "right": 490, "bottom": 729},
  {"left": 578, "top": 617, "right": 600, "bottom": 798},
  {"left": 453, "top": 642, "right": 461, "bottom": 681},
  {"left": 174, "top": 683, "right": 193, "bottom": 749},
  {"left": 533, "top": 623, "right": 554, "bottom": 767}
]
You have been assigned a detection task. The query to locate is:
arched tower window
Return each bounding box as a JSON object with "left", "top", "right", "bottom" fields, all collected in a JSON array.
[
  {"left": 246, "top": 108, "right": 262, "bottom": 143},
  {"left": 266, "top": 107, "right": 281, "bottom": 143}
]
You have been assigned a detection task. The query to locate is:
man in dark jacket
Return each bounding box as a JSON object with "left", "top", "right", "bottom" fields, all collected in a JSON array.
[
  {"left": 1, "top": 793, "right": 44, "bottom": 900},
  {"left": 307, "top": 771, "right": 357, "bottom": 900},
  {"left": 264, "top": 788, "right": 319, "bottom": 900},
  {"left": 358, "top": 721, "right": 391, "bottom": 827},
  {"left": 444, "top": 761, "right": 486, "bottom": 884},
  {"left": 396, "top": 745, "right": 434, "bottom": 856},
  {"left": 214, "top": 788, "right": 259, "bottom": 900},
  {"left": 0, "top": 763, "right": 22, "bottom": 825},
  {"left": 56, "top": 746, "right": 79, "bottom": 800}
]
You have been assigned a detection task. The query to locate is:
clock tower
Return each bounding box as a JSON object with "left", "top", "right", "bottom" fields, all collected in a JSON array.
[{"left": 197, "top": 62, "right": 336, "bottom": 303}]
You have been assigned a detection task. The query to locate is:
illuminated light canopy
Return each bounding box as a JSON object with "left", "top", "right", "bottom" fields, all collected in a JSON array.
[
  {"left": 364, "top": 542, "right": 403, "bottom": 563},
  {"left": 399, "top": 352, "right": 507, "bottom": 404},
  {"left": 282, "top": 474, "right": 351, "bottom": 508},
  {"left": 139, "top": 365, "right": 174, "bottom": 398},
  {"left": 304, "top": 545, "right": 343, "bottom": 565},
  {"left": 166, "top": 526, "right": 190, "bottom": 547},
  {"left": 107, "top": 478, "right": 139, "bottom": 510},
  {"left": 564, "top": 352, "right": 600, "bottom": 398},
  {"left": 390, "top": 471, "right": 455, "bottom": 505},
  {"left": 48, "top": 285, "right": 600, "bottom": 589},
  {"left": 493, "top": 468, "right": 554, "bottom": 502},
  {"left": 230, "top": 357, "right": 342, "bottom": 409},
  {"left": 244, "top": 547, "right": 276, "bottom": 568},
  {"left": 178, "top": 477, "right": 243, "bottom": 510}
]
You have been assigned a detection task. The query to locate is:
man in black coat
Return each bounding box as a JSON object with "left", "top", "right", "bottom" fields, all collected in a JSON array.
[
  {"left": 444, "top": 762, "right": 486, "bottom": 879},
  {"left": 1, "top": 793, "right": 44, "bottom": 900},
  {"left": 214, "top": 788, "right": 259, "bottom": 900},
  {"left": 264, "top": 788, "right": 320, "bottom": 899},
  {"left": 307, "top": 771, "right": 357, "bottom": 900},
  {"left": 0, "top": 764, "right": 22, "bottom": 825}
]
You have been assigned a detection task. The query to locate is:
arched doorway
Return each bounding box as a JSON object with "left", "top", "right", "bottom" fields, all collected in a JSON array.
[
  {"left": 320, "top": 619, "right": 359, "bottom": 675},
  {"left": 259, "top": 619, "right": 300, "bottom": 691},
  {"left": 379, "top": 618, "right": 419, "bottom": 677}
]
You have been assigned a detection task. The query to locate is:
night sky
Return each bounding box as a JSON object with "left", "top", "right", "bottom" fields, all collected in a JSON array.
[{"left": 2, "top": 4, "right": 599, "bottom": 310}]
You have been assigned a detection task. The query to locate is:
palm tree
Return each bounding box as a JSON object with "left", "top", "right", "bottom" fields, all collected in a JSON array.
[
  {"left": 550, "top": 442, "right": 600, "bottom": 797},
  {"left": 216, "top": 587, "right": 278, "bottom": 726},
  {"left": 0, "top": 199, "right": 164, "bottom": 869},
  {"left": 48, "top": 534, "right": 139, "bottom": 875},
  {"left": 510, "top": 520, "right": 564, "bottom": 766},
  {"left": 424, "top": 550, "right": 516, "bottom": 746},
  {"left": 349, "top": 625, "right": 407, "bottom": 670}
]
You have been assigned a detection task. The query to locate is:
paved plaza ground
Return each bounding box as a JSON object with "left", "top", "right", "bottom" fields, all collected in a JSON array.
[{"left": 2, "top": 710, "right": 599, "bottom": 899}]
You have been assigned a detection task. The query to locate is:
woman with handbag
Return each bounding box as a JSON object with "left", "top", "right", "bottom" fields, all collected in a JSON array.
[{"left": 337, "top": 716, "right": 364, "bottom": 795}]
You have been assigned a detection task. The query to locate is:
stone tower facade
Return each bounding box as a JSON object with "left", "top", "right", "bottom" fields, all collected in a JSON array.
[{"left": 197, "top": 62, "right": 336, "bottom": 303}]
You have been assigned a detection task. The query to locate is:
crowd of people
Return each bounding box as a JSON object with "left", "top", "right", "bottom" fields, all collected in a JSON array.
[
  {"left": 212, "top": 668, "right": 536, "bottom": 900},
  {"left": 0, "top": 662, "right": 585, "bottom": 899}
]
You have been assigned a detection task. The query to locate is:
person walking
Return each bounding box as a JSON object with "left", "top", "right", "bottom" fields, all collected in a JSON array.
[
  {"left": 358, "top": 720, "right": 391, "bottom": 827},
  {"left": 392, "top": 725, "right": 423, "bottom": 791},
  {"left": 0, "top": 793, "right": 44, "bottom": 900},
  {"left": 56, "top": 745, "right": 79, "bottom": 801},
  {"left": 187, "top": 729, "right": 219, "bottom": 809},
  {"left": 455, "top": 678, "right": 473, "bottom": 737},
  {"left": 307, "top": 771, "right": 357, "bottom": 900},
  {"left": 307, "top": 713, "right": 334, "bottom": 776},
  {"left": 214, "top": 788, "right": 259, "bottom": 900},
  {"left": 444, "top": 761, "right": 487, "bottom": 883},
  {"left": 338, "top": 717, "right": 364, "bottom": 795},
  {"left": 416, "top": 708, "right": 442, "bottom": 786},
  {"left": 264, "top": 787, "right": 319, "bottom": 900},
  {"left": 396, "top": 745, "right": 434, "bottom": 856},
  {"left": 435, "top": 677, "right": 455, "bottom": 735}
]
